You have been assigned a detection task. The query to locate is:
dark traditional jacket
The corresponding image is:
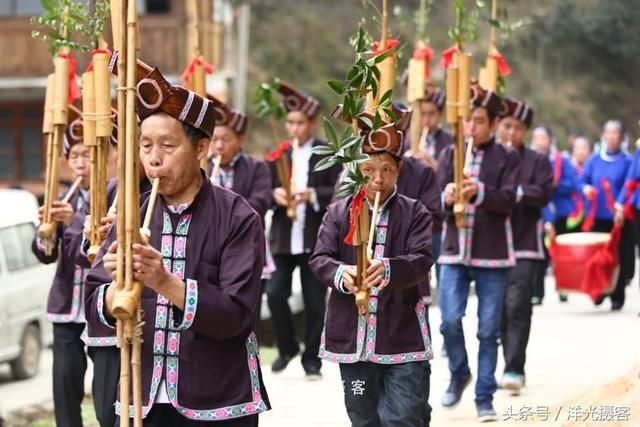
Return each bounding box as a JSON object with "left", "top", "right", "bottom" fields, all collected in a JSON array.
[
  {"left": 268, "top": 138, "right": 341, "bottom": 255},
  {"left": 402, "top": 127, "right": 455, "bottom": 161},
  {"left": 511, "top": 146, "right": 553, "bottom": 260},
  {"left": 309, "top": 193, "right": 433, "bottom": 364},
  {"left": 64, "top": 177, "right": 152, "bottom": 346},
  {"left": 85, "top": 177, "right": 270, "bottom": 421},
  {"left": 209, "top": 153, "right": 272, "bottom": 221},
  {"left": 437, "top": 139, "right": 520, "bottom": 267},
  {"left": 397, "top": 156, "right": 444, "bottom": 233},
  {"left": 32, "top": 187, "right": 88, "bottom": 323}
]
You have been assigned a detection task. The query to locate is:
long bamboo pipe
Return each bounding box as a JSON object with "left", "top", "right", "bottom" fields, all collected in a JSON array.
[{"left": 210, "top": 154, "right": 222, "bottom": 181}]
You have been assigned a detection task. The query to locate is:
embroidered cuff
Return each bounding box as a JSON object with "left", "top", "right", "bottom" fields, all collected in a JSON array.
[
  {"left": 474, "top": 182, "right": 486, "bottom": 206},
  {"left": 309, "top": 188, "right": 320, "bottom": 212},
  {"left": 333, "top": 265, "right": 349, "bottom": 294},
  {"left": 175, "top": 279, "right": 198, "bottom": 330},
  {"left": 97, "top": 283, "right": 116, "bottom": 329},
  {"left": 381, "top": 258, "right": 391, "bottom": 287}
]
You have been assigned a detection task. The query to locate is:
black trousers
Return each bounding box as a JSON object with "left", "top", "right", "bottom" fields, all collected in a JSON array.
[
  {"left": 266, "top": 253, "right": 327, "bottom": 369},
  {"left": 592, "top": 219, "right": 635, "bottom": 306},
  {"left": 88, "top": 346, "right": 120, "bottom": 427},
  {"left": 116, "top": 404, "right": 258, "bottom": 426},
  {"left": 501, "top": 259, "right": 536, "bottom": 375},
  {"left": 52, "top": 322, "right": 87, "bottom": 427}
]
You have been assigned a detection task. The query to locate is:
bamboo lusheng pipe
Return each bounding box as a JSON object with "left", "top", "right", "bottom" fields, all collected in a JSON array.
[
  {"left": 479, "top": 0, "right": 499, "bottom": 91},
  {"left": 88, "top": 51, "right": 112, "bottom": 262},
  {"left": 40, "top": 46, "right": 72, "bottom": 247},
  {"left": 457, "top": 53, "right": 471, "bottom": 119},
  {"left": 355, "top": 206, "right": 371, "bottom": 316},
  {"left": 39, "top": 175, "right": 84, "bottom": 246},
  {"left": 40, "top": 74, "right": 56, "bottom": 242},
  {"left": 366, "top": 0, "right": 396, "bottom": 117},
  {"left": 366, "top": 191, "right": 381, "bottom": 260},
  {"left": 185, "top": 0, "right": 209, "bottom": 172},
  {"left": 210, "top": 154, "right": 222, "bottom": 181},
  {"left": 287, "top": 138, "right": 299, "bottom": 219},
  {"left": 453, "top": 120, "right": 466, "bottom": 229},
  {"left": 111, "top": 1, "right": 144, "bottom": 425}
]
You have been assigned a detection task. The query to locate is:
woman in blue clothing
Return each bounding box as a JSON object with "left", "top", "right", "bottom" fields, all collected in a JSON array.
[
  {"left": 616, "top": 143, "right": 640, "bottom": 311},
  {"left": 582, "top": 120, "right": 633, "bottom": 310}
]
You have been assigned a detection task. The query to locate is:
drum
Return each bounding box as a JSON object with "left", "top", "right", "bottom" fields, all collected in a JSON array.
[{"left": 550, "top": 232, "right": 619, "bottom": 295}]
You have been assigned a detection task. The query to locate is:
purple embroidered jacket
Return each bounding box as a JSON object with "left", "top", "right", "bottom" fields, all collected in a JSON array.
[
  {"left": 31, "top": 187, "right": 88, "bottom": 323},
  {"left": 209, "top": 153, "right": 272, "bottom": 220},
  {"left": 437, "top": 139, "right": 521, "bottom": 267},
  {"left": 268, "top": 138, "right": 342, "bottom": 255},
  {"left": 309, "top": 193, "right": 434, "bottom": 364},
  {"left": 84, "top": 177, "right": 270, "bottom": 421},
  {"left": 511, "top": 146, "right": 553, "bottom": 260}
]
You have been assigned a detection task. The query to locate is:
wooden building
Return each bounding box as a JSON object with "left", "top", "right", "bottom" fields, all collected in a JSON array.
[{"left": 0, "top": 0, "right": 235, "bottom": 194}]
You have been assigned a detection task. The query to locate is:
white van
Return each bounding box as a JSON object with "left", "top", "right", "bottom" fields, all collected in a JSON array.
[{"left": 0, "top": 189, "right": 54, "bottom": 380}]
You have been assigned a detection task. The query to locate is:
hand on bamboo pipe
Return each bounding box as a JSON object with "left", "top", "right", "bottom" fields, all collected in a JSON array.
[
  {"left": 83, "top": 212, "right": 116, "bottom": 240},
  {"left": 341, "top": 265, "right": 359, "bottom": 294},
  {"left": 273, "top": 187, "right": 289, "bottom": 207},
  {"left": 38, "top": 201, "right": 74, "bottom": 226},
  {"left": 461, "top": 177, "right": 479, "bottom": 200},
  {"left": 363, "top": 259, "right": 389, "bottom": 291},
  {"left": 294, "top": 188, "right": 313, "bottom": 205},
  {"left": 444, "top": 183, "right": 456, "bottom": 206},
  {"left": 102, "top": 241, "right": 118, "bottom": 281}
]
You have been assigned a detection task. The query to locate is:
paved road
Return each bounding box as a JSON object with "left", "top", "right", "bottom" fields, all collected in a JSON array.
[{"left": 2, "top": 278, "right": 639, "bottom": 426}]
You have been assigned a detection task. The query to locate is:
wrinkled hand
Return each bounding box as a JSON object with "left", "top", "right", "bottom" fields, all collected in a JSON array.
[
  {"left": 444, "top": 183, "right": 456, "bottom": 206},
  {"left": 103, "top": 241, "right": 118, "bottom": 281},
  {"left": 462, "top": 178, "right": 479, "bottom": 200},
  {"left": 364, "top": 259, "right": 389, "bottom": 291},
  {"left": 98, "top": 215, "right": 115, "bottom": 240},
  {"left": 273, "top": 187, "right": 289, "bottom": 207},
  {"left": 341, "top": 265, "right": 359, "bottom": 294},
  {"left": 39, "top": 201, "right": 74, "bottom": 225},
  {"left": 132, "top": 243, "right": 171, "bottom": 292}
]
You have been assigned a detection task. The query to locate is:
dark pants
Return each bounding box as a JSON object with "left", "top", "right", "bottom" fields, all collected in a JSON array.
[
  {"left": 53, "top": 322, "right": 87, "bottom": 427},
  {"left": 266, "top": 253, "right": 326, "bottom": 369},
  {"left": 592, "top": 219, "right": 635, "bottom": 306},
  {"left": 88, "top": 346, "right": 120, "bottom": 427},
  {"left": 339, "top": 361, "right": 431, "bottom": 427},
  {"left": 115, "top": 404, "right": 258, "bottom": 426},
  {"left": 531, "top": 257, "right": 547, "bottom": 302},
  {"left": 501, "top": 260, "right": 536, "bottom": 375}
]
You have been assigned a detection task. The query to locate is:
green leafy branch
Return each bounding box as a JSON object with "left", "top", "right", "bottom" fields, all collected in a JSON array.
[
  {"left": 313, "top": 23, "right": 397, "bottom": 198},
  {"left": 487, "top": 7, "right": 533, "bottom": 43},
  {"left": 254, "top": 78, "right": 286, "bottom": 120},
  {"left": 31, "top": 0, "right": 110, "bottom": 56},
  {"left": 448, "top": 0, "right": 485, "bottom": 49},
  {"left": 414, "top": 0, "right": 434, "bottom": 44}
]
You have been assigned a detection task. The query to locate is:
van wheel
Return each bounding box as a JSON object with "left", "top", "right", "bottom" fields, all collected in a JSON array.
[{"left": 10, "top": 324, "right": 41, "bottom": 380}]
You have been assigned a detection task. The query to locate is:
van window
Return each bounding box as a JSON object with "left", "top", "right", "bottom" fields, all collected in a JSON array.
[{"left": 0, "top": 223, "right": 39, "bottom": 272}]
